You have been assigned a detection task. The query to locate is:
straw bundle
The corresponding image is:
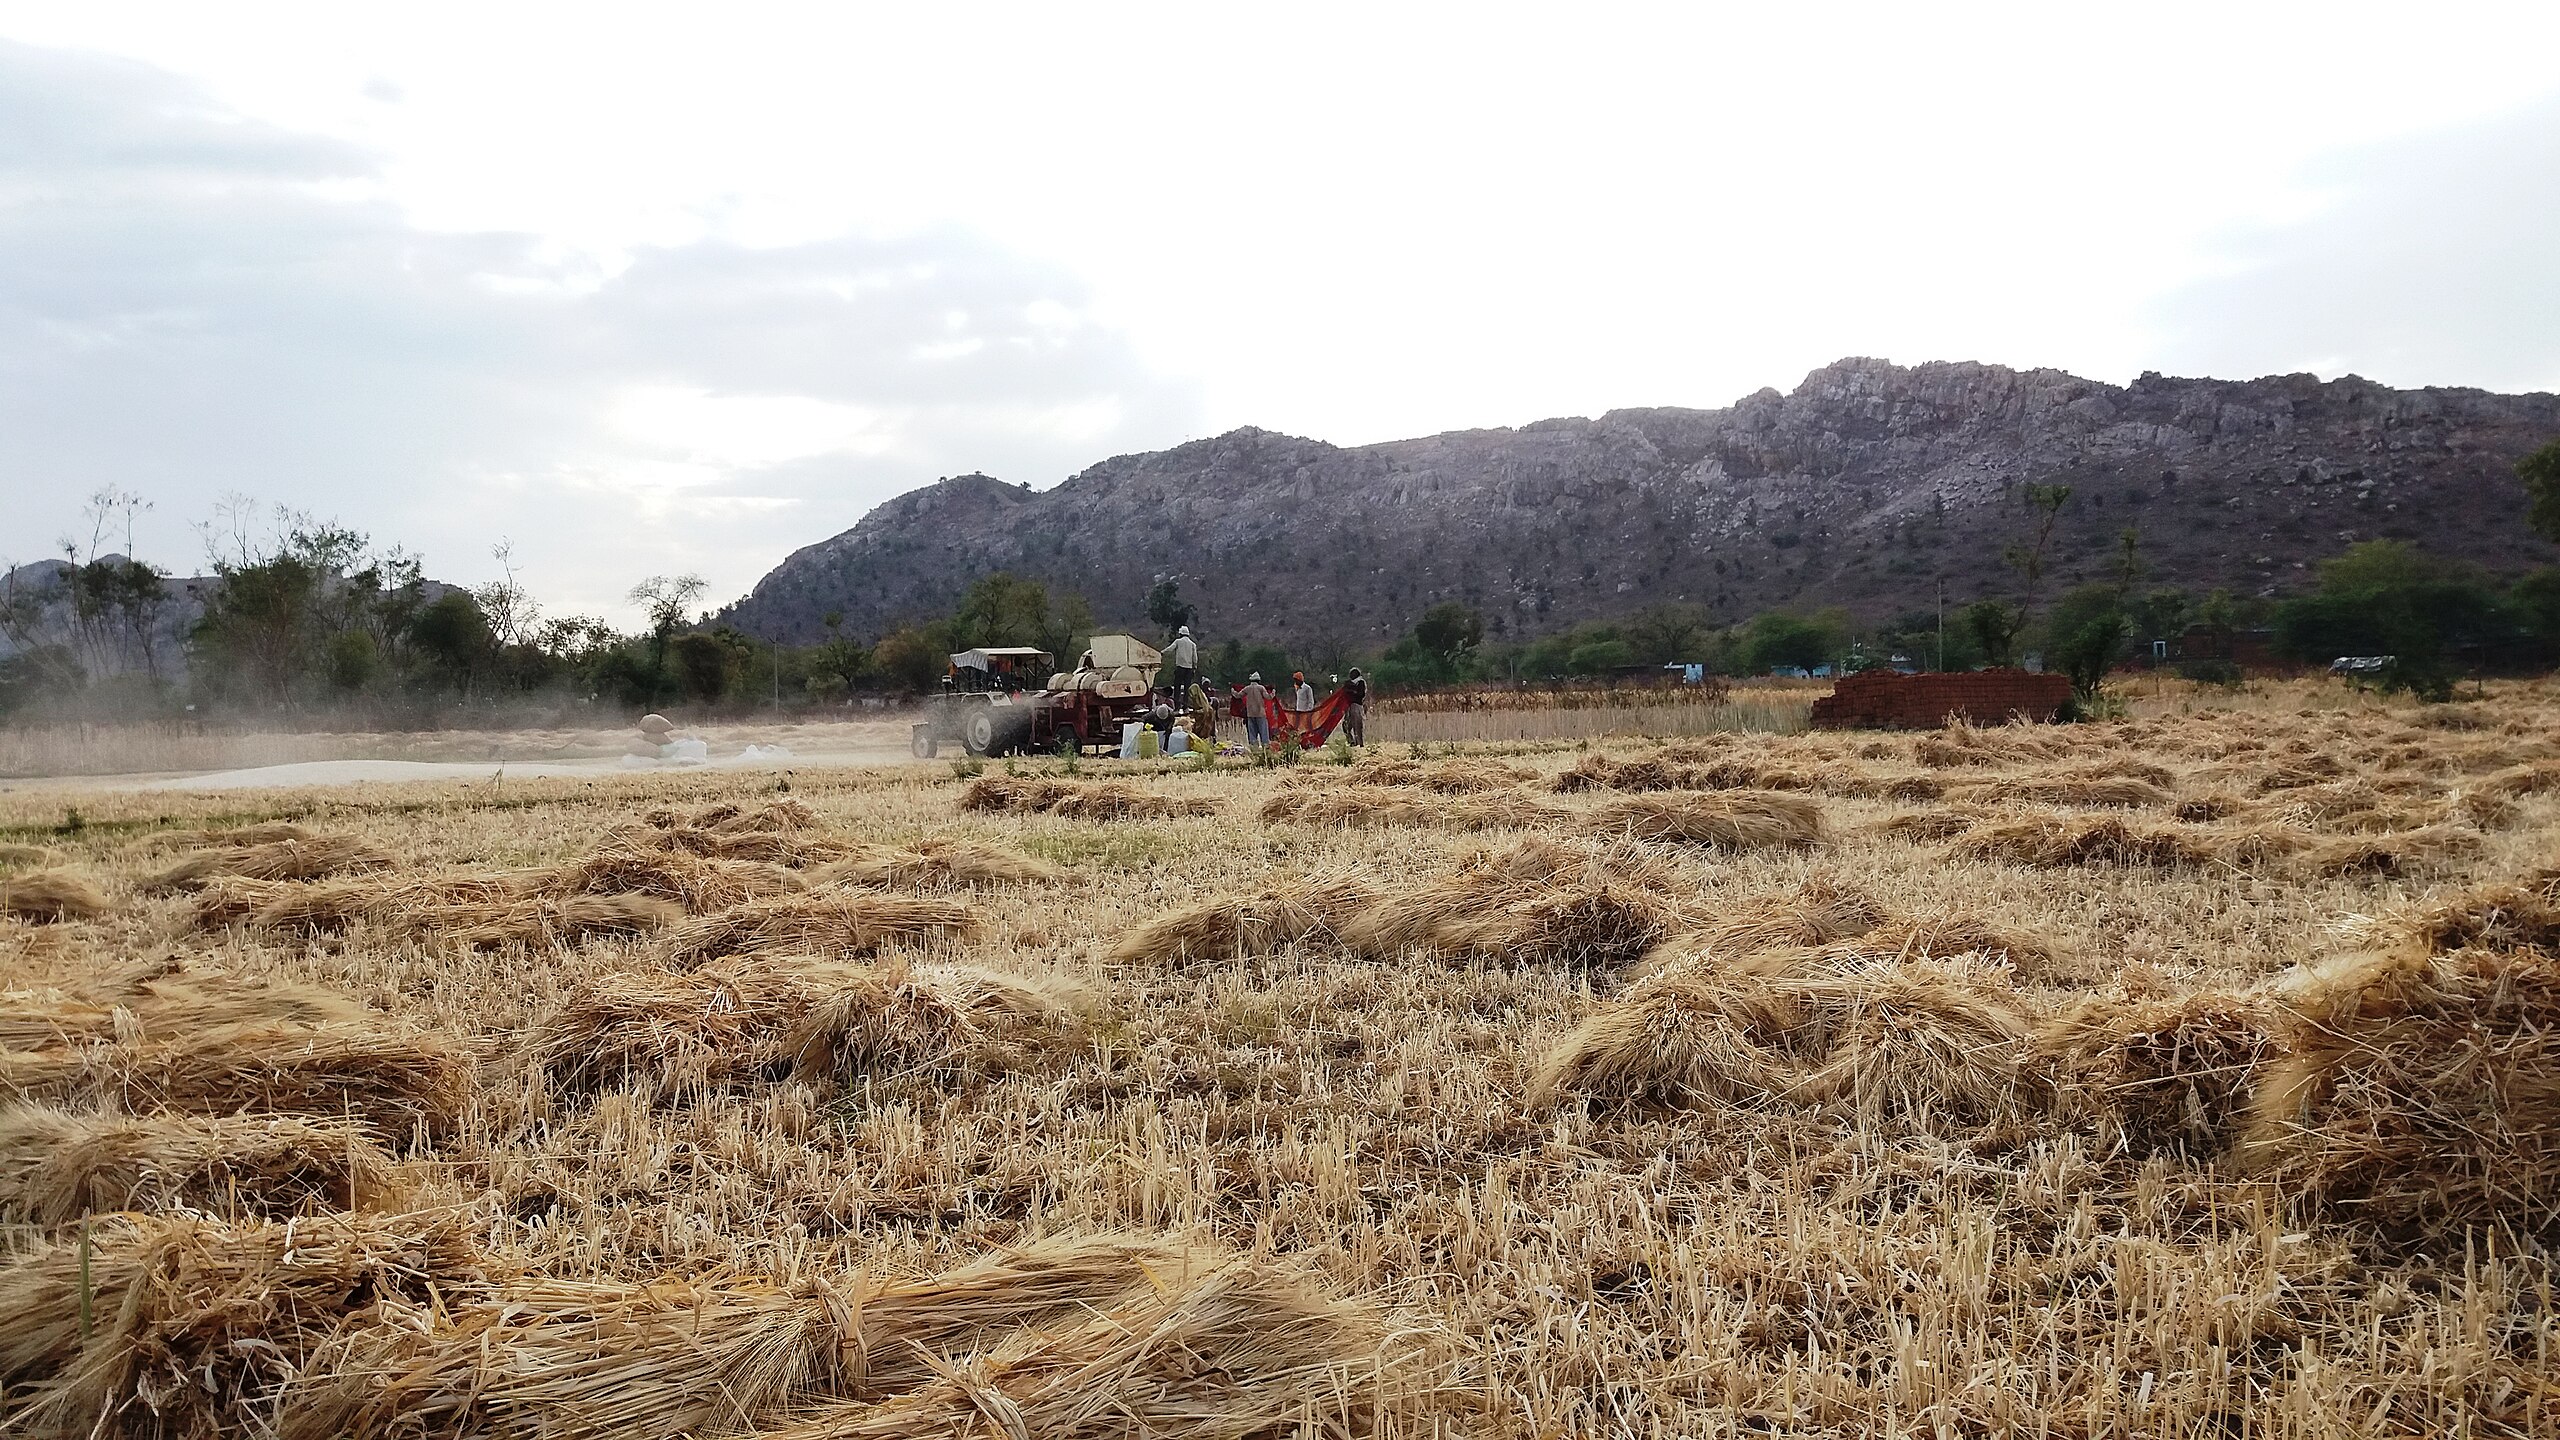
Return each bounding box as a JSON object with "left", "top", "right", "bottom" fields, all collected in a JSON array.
[
  {"left": 1108, "top": 873, "right": 1383, "bottom": 966},
  {"left": 2038, "top": 988, "right": 2279, "bottom": 1155},
  {"left": 192, "top": 871, "right": 535, "bottom": 933},
  {"left": 0, "top": 842, "right": 59, "bottom": 869},
  {"left": 1957, "top": 774, "right": 2176, "bottom": 809},
  {"left": 540, "top": 847, "right": 805, "bottom": 914},
  {"left": 1860, "top": 908, "right": 2058, "bottom": 974},
  {"left": 0, "top": 1211, "right": 493, "bottom": 1437},
  {"left": 757, "top": 1259, "right": 1394, "bottom": 1440},
  {"left": 2251, "top": 754, "right": 2349, "bottom": 792},
  {"left": 1548, "top": 753, "right": 1689, "bottom": 793},
  {"left": 2473, "top": 760, "right": 2560, "bottom": 800},
  {"left": 284, "top": 1234, "right": 1217, "bottom": 1440},
  {"left": 958, "top": 776, "right": 1219, "bottom": 821},
  {"left": 1577, "top": 790, "right": 1824, "bottom": 850},
  {"left": 421, "top": 893, "right": 684, "bottom": 949},
  {"left": 154, "top": 820, "right": 317, "bottom": 848},
  {"left": 1322, "top": 756, "right": 1535, "bottom": 793},
  {"left": 1684, "top": 876, "right": 1890, "bottom": 956},
  {"left": 0, "top": 1107, "right": 395, "bottom": 1223},
  {"left": 0, "top": 967, "right": 372, "bottom": 1050},
  {"left": 1824, "top": 771, "right": 1948, "bottom": 802},
  {"left": 1343, "top": 863, "right": 1677, "bottom": 971},
  {"left": 653, "top": 892, "right": 979, "bottom": 968},
  {"left": 1529, "top": 958, "right": 1821, "bottom": 1109},
  {"left": 2291, "top": 824, "right": 2484, "bottom": 880},
  {"left": 2409, "top": 875, "right": 2560, "bottom": 954},
  {"left": 1872, "top": 809, "right": 1981, "bottom": 842},
  {"left": 686, "top": 798, "right": 824, "bottom": 833},
  {"left": 786, "top": 959, "right": 1094, "bottom": 1087},
  {"left": 1, "top": 869, "right": 110, "bottom": 923},
  {"left": 142, "top": 834, "right": 392, "bottom": 893},
  {"left": 2239, "top": 946, "right": 2560, "bottom": 1230},
  {"left": 2172, "top": 794, "right": 2247, "bottom": 823},
  {"left": 815, "top": 838, "right": 1063, "bottom": 890},
  {"left": 1260, "top": 786, "right": 1565, "bottom": 831},
  {"left": 1951, "top": 815, "right": 2239, "bottom": 869},
  {"left": 0, "top": 1023, "right": 472, "bottom": 1133},
  {"left": 1779, "top": 958, "right": 2036, "bottom": 1126},
  {"left": 633, "top": 825, "right": 857, "bottom": 868}
]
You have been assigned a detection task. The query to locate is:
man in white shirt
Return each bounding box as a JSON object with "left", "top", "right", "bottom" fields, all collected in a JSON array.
[
  {"left": 1168, "top": 625, "right": 1199, "bottom": 695},
  {"left": 1291, "top": 671, "right": 1315, "bottom": 711}
]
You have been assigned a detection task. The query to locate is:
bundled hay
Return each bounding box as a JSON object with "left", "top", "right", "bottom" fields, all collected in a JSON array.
[
  {"left": 0, "top": 869, "right": 110, "bottom": 923},
  {"left": 2039, "top": 988, "right": 2278, "bottom": 1156},
  {"left": 632, "top": 825, "right": 857, "bottom": 868},
  {"left": 1320, "top": 756, "right": 1535, "bottom": 793},
  {"left": 153, "top": 820, "right": 317, "bottom": 849},
  {"left": 1108, "top": 873, "right": 1382, "bottom": 966},
  {"left": 683, "top": 798, "right": 822, "bottom": 833},
  {"left": 285, "top": 1234, "right": 1222, "bottom": 1440},
  {"left": 1547, "top": 753, "right": 1690, "bottom": 793},
  {"left": 1957, "top": 773, "right": 2176, "bottom": 809},
  {"left": 0, "top": 1107, "right": 394, "bottom": 1223},
  {"left": 1860, "top": 908, "right": 2057, "bottom": 974},
  {"left": 1951, "top": 815, "right": 2237, "bottom": 869},
  {"left": 143, "top": 834, "right": 392, "bottom": 893},
  {"left": 1872, "top": 809, "right": 1981, "bottom": 842},
  {"left": 2409, "top": 875, "right": 2560, "bottom": 954},
  {"left": 757, "top": 1259, "right": 1394, "bottom": 1440},
  {"left": 2476, "top": 759, "right": 2560, "bottom": 800},
  {"left": 192, "top": 871, "right": 536, "bottom": 933},
  {"left": 529, "top": 958, "right": 1084, "bottom": 1101},
  {"left": 1529, "top": 958, "right": 1824, "bottom": 1108},
  {"left": 958, "top": 776, "right": 1219, "bottom": 821},
  {"left": 0, "top": 1023, "right": 472, "bottom": 1134},
  {"left": 0, "top": 842, "right": 59, "bottom": 869},
  {"left": 1342, "top": 860, "right": 1678, "bottom": 971},
  {"left": 0, "top": 1210, "right": 492, "bottom": 1438},
  {"left": 2172, "top": 793, "right": 2248, "bottom": 823},
  {"left": 2240, "top": 946, "right": 2560, "bottom": 1230},
  {"left": 421, "top": 893, "right": 682, "bottom": 949},
  {"left": 0, "top": 967, "right": 372, "bottom": 1050},
  {"left": 1578, "top": 790, "right": 1824, "bottom": 850},
  {"left": 2291, "top": 824, "right": 2484, "bottom": 880},
  {"left": 540, "top": 846, "right": 804, "bottom": 914},
  {"left": 816, "top": 838, "right": 1062, "bottom": 891},
  {"left": 1696, "top": 875, "right": 1889, "bottom": 954},
  {"left": 1779, "top": 958, "right": 2037, "bottom": 1126},
  {"left": 653, "top": 892, "right": 979, "bottom": 968},
  {"left": 1823, "top": 771, "right": 1948, "bottom": 802},
  {"left": 1260, "top": 785, "right": 1565, "bottom": 831}
]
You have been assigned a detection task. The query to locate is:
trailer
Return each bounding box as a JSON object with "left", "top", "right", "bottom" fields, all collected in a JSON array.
[{"left": 910, "top": 635, "right": 1167, "bottom": 758}]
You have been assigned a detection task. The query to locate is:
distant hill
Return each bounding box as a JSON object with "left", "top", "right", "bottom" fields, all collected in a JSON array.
[{"left": 719, "top": 358, "right": 2560, "bottom": 651}]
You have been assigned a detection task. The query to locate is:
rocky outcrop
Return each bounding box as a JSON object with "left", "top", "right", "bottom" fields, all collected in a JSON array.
[{"left": 722, "top": 358, "right": 2560, "bottom": 649}]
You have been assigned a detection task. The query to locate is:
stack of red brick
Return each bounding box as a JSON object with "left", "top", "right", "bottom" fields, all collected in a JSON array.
[{"left": 1809, "top": 668, "right": 2075, "bottom": 730}]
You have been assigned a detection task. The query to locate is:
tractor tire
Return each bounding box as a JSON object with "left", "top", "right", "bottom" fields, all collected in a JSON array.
[
  {"left": 961, "top": 708, "right": 1000, "bottom": 757},
  {"left": 910, "top": 726, "right": 938, "bottom": 759},
  {"left": 986, "top": 706, "right": 1037, "bottom": 756}
]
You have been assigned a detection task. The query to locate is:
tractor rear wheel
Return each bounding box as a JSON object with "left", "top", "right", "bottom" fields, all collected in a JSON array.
[
  {"left": 960, "top": 708, "right": 999, "bottom": 756},
  {"left": 986, "top": 706, "right": 1036, "bottom": 756},
  {"left": 910, "top": 725, "right": 938, "bottom": 759}
]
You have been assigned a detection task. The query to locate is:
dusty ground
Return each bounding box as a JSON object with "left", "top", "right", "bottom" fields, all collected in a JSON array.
[{"left": 1, "top": 679, "right": 2555, "bottom": 1436}]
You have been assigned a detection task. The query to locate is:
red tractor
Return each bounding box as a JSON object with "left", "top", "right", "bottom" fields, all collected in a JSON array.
[{"left": 910, "top": 635, "right": 1168, "bottom": 758}]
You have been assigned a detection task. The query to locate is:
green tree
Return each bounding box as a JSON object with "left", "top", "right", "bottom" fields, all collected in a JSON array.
[
  {"left": 1960, "top": 599, "right": 2026, "bottom": 668},
  {"left": 671, "top": 632, "right": 736, "bottom": 701},
  {"left": 1144, "top": 576, "right": 1195, "bottom": 637},
  {"left": 2520, "top": 439, "right": 2560, "bottom": 544},
  {"left": 1412, "top": 603, "right": 1484, "bottom": 669},
  {"left": 627, "top": 573, "right": 707, "bottom": 706},
  {"left": 1741, "top": 610, "right": 1845, "bottom": 673},
  {"left": 2043, "top": 584, "right": 2131, "bottom": 705},
  {"left": 2273, "top": 541, "right": 2502, "bottom": 700},
  {"left": 408, "top": 591, "right": 497, "bottom": 694},
  {"left": 872, "top": 626, "right": 947, "bottom": 693},
  {"left": 1567, "top": 638, "right": 1638, "bottom": 674}
]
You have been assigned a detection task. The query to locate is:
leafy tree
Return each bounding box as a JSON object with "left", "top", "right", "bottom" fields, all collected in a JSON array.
[
  {"left": 1144, "top": 576, "right": 1195, "bottom": 637},
  {"left": 872, "top": 626, "right": 947, "bottom": 692},
  {"left": 1740, "top": 610, "right": 1846, "bottom": 673},
  {"left": 2520, "top": 439, "right": 2560, "bottom": 544},
  {"left": 1412, "top": 603, "right": 1484, "bottom": 668},
  {"left": 2043, "top": 584, "right": 2132, "bottom": 705},
  {"left": 1624, "top": 604, "right": 1708, "bottom": 665},
  {"left": 1567, "top": 638, "right": 1638, "bottom": 674},
  {"left": 671, "top": 632, "right": 736, "bottom": 701},
  {"left": 2273, "top": 541, "right": 2502, "bottom": 700},
  {"left": 627, "top": 573, "right": 707, "bottom": 706},
  {"left": 409, "top": 591, "right": 497, "bottom": 694},
  {"left": 1960, "top": 599, "right": 2026, "bottom": 668}
]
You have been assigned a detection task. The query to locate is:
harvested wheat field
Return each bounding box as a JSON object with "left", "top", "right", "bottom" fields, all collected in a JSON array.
[{"left": 5, "top": 678, "right": 2560, "bottom": 1437}]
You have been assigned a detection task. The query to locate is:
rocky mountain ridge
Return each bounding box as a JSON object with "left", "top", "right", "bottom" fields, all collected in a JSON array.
[{"left": 722, "top": 357, "right": 2560, "bottom": 652}]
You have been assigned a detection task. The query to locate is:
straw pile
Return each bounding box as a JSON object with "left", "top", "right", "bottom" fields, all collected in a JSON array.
[
  {"left": 1872, "top": 809, "right": 1983, "bottom": 842},
  {"left": 0, "top": 1211, "right": 493, "bottom": 1438},
  {"left": 421, "top": 893, "right": 684, "bottom": 948},
  {"left": 1955, "top": 773, "right": 2176, "bottom": 809},
  {"left": 142, "top": 834, "right": 392, "bottom": 893},
  {"left": 539, "top": 846, "right": 805, "bottom": 913},
  {"left": 191, "top": 871, "right": 526, "bottom": 932},
  {"left": 2290, "top": 824, "right": 2484, "bottom": 880},
  {"left": 1535, "top": 953, "right": 2036, "bottom": 1127},
  {"left": 755, "top": 1259, "right": 1392, "bottom": 1440},
  {"left": 2477, "top": 759, "right": 2560, "bottom": 799},
  {"left": 2038, "top": 988, "right": 2279, "bottom": 1155},
  {"left": 630, "top": 824, "right": 856, "bottom": 868},
  {"left": 0, "top": 1107, "right": 394, "bottom": 1223},
  {"left": 1951, "top": 815, "right": 2253, "bottom": 870},
  {"left": 1259, "top": 785, "right": 1565, "bottom": 830},
  {"left": 1, "top": 869, "right": 110, "bottom": 924},
  {"left": 0, "top": 965, "right": 372, "bottom": 1050},
  {"left": 1339, "top": 837, "right": 1681, "bottom": 970},
  {"left": 1, "top": 1022, "right": 473, "bottom": 1135},
  {"left": 1681, "top": 876, "right": 1889, "bottom": 955},
  {"left": 527, "top": 957, "right": 1085, "bottom": 1100},
  {"left": 652, "top": 892, "right": 979, "bottom": 968},
  {"left": 284, "top": 1234, "right": 1380, "bottom": 1440},
  {"left": 1577, "top": 790, "right": 1824, "bottom": 850},
  {"left": 154, "top": 820, "right": 317, "bottom": 848},
  {"left": 1321, "top": 756, "right": 1536, "bottom": 793},
  {"left": 1109, "top": 873, "right": 1383, "bottom": 966},
  {"left": 958, "top": 776, "right": 1219, "bottom": 821},
  {"left": 2239, "top": 945, "right": 2560, "bottom": 1230},
  {"left": 0, "top": 842, "right": 59, "bottom": 868},
  {"left": 2409, "top": 874, "right": 2560, "bottom": 954},
  {"left": 815, "top": 838, "right": 1062, "bottom": 890}
]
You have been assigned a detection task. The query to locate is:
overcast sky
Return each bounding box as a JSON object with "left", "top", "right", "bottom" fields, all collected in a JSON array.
[{"left": 3, "top": 3, "right": 2555, "bottom": 624}]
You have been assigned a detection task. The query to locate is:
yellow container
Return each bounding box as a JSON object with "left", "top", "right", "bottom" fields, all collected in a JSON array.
[{"left": 1136, "top": 727, "right": 1161, "bottom": 759}]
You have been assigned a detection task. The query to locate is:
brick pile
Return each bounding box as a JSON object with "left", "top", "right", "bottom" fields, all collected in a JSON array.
[{"left": 1809, "top": 668, "right": 2075, "bottom": 730}]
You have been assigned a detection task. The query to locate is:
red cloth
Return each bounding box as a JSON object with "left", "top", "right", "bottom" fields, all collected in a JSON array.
[{"left": 1270, "top": 686, "right": 1352, "bottom": 748}]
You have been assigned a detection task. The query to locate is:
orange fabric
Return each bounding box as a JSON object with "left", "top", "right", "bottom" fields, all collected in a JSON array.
[{"left": 1270, "top": 686, "right": 1352, "bottom": 747}]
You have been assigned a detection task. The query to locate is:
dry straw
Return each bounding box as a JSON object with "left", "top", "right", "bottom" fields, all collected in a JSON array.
[
  {"left": 959, "top": 775, "right": 1219, "bottom": 821},
  {"left": 0, "top": 842, "right": 61, "bottom": 869},
  {"left": 652, "top": 892, "right": 979, "bottom": 968},
  {"left": 1259, "top": 785, "right": 1565, "bottom": 831},
  {"left": 286, "top": 1234, "right": 1305, "bottom": 1440},
  {"left": 539, "top": 846, "right": 805, "bottom": 913},
  {"left": 1109, "top": 873, "right": 1382, "bottom": 966},
  {"left": 2038, "top": 988, "right": 2279, "bottom": 1156},
  {"left": 815, "top": 837, "right": 1063, "bottom": 890},
  {"left": 152, "top": 820, "right": 318, "bottom": 849},
  {"left": 142, "top": 834, "right": 392, "bottom": 893},
  {"left": 0, "top": 869, "right": 110, "bottom": 924},
  {"left": 0, "top": 1106, "right": 394, "bottom": 1223},
  {"left": 1576, "top": 790, "right": 1825, "bottom": 850},
  {"left": 2239, "top": 945, "right": 2560, "bottom": 1230}
]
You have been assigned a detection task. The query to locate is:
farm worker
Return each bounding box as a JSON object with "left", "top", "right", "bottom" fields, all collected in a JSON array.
[
  {"left": 1168, "top": 625, "right": 1199, "bottom": 694},
  {"left": 1149, "top": 692, "right": 1177, "bottom": 735},
  {"left": 1241, "top": 673, "right": 1271, "bottom": 749},
  {"left": 1291, "top": 671, "right": 1315, "bottom": 711},
  {"left": 1344, "top": 667, "right": 1368, "bottom": 747},
  {"left": 1187, "top": 679, "right": 1217, "bottom": 739}
]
